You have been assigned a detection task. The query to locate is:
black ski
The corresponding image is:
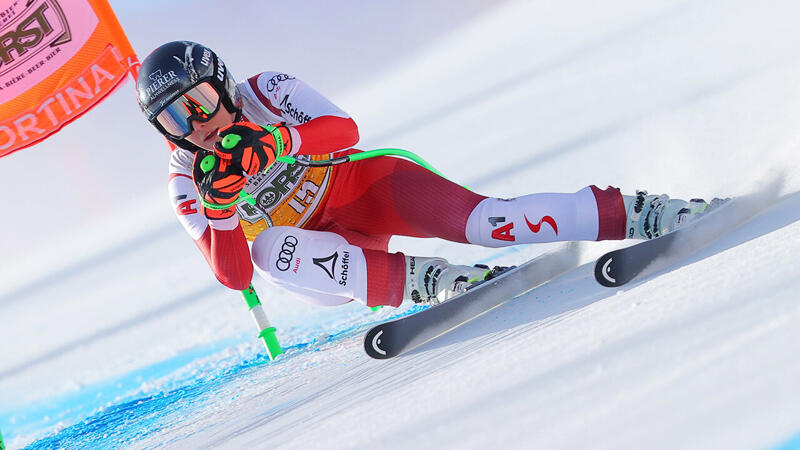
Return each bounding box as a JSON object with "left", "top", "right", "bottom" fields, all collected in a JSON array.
[
  {"left": 364, "top": 245, "right": 581, "bottom": 359},
  {"left": 594, "top": 197, "right": 752, "bottom": 288},
  {"left": 594, "top": 231, "right": 681, "bottom": 287}
]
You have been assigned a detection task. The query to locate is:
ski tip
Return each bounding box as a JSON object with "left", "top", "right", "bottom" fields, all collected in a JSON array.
[
  {"left": 364, "top": 326, "right": 394, "bottom": 359},
  {"left": 594, "top": 253, "right": 621, "bottom": 288}
]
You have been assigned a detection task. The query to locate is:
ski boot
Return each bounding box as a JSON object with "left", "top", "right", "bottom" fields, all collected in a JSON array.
[
  {"left": 403, "top": 256, "right": 507, "bottom": 305},
  {"left": 624, "top": 190, "right": 725, "bottom": 239}
]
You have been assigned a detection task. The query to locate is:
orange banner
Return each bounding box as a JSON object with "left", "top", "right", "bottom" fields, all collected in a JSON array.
[{"left": 0, "top": 0, "right": 138, "bottom": 157}]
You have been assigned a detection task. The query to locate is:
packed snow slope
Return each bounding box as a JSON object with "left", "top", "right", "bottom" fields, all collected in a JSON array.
[{"left": 2, "top": 0, "right": 800, "bottom": 448}]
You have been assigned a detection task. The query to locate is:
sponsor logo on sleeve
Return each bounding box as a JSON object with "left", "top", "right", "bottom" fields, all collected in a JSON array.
[
  {"left": 173, "top": 194, "right": 198, "bottom": 215},
  {"left": 524, "top": 215, "right": 558, "bottom": 235},
  {"left": 312, "top": 250, "right": 351, "bottom": 285},
  {"left": 279, "top": 94, "right": 311, "bottom": 124},
  {"left": 265, "top": 73, "right": 293, "bottom": 92},
  {"left": 313, "top": 251, "right": 338, "bottom": 280},
  {"left": 293, "top": 257, "right": 301, "bottom": 273},
  {"left": 488, "top": 214, "right": 558, "bottom": 241},
  {"left": 339, "top": 251, "right": 350, "bottom": 286},
  {"left": 275, "top": 235, "right": 298, "bottom": 271},
  {"left": 488, "top": 216, "right": 515, "bottom": 242}
]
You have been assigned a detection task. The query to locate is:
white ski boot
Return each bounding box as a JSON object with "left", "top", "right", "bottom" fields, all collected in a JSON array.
[
  {"left": 403, "top": 256, "right": 495, "bottom": 305},
  {"left": 624, "top": 190, "right": 720, "bottom": 239}
]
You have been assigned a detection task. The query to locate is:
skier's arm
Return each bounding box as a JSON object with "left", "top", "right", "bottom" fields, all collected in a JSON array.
[
  {"left": 194, "top": 217, "right": 253, "bottom": 291},
  {"left": 168, "top": 151, "right": 253, "bottom": 290},
  {"left": 293, "top": 115, "right": 359, "bottom": 156},
  {"left": 244, "top": 72, "right": 359, "bottom": 155}
]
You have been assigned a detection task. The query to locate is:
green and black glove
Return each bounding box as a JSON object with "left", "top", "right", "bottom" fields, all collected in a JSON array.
[
  {"left": 192, "top": 150, "right": 247, "bottom": 220},
  {"left": 214, "top": 122, "right": 293, "bottom": 176}
]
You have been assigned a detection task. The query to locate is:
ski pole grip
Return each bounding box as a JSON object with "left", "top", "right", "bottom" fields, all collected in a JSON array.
[
  {"left": 221, "top": 133, "right": 242, "bottom": 150},
  {"left": 199, "top": 154, "right": 216, "bottom": 173}
]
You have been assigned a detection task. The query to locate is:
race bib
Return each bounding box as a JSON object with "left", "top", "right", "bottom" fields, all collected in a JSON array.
[{"left": 237, "top": 154, "right": 331, "bottom": 241}]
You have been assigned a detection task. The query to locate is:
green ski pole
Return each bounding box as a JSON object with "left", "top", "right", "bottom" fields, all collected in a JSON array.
[
  {"left": 203, "top": 129, "right": 448, "bottom": 346},
  {"left": 242, "top": 284, "right": 283, "bottom": 360}
]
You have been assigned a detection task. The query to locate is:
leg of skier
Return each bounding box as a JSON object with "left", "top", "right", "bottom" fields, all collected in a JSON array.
[
  {"left": 253, "top": 152, "right": 712, "bottom": 308},
  {"left": 302, "top": 154, "right": 635, "bottom": 306},
  {"left": 251, "top": 226, "right": 368, "bottom": 307},
  {"left": 250, "top": 226, "right": 492, "bottom": 308}
]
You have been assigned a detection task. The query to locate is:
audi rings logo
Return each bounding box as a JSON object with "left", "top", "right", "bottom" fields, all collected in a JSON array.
[
  {"left": 265, "top": 73, "right": 294, "bottom": 92},
  {"left": 275, "top": 235, "right": 299, "bottom": 271}
]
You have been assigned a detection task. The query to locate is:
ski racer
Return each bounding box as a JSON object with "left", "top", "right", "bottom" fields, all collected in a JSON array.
[{"left": 136, "top": 41, "right": 709, "bottom": 308}]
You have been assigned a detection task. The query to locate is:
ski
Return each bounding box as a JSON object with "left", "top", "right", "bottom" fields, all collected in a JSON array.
[
  {"left": 594, "top": 193, "right": 765, "bottom": 288},
  {"left": 363, "top": 245, "right": 581, "bottom": 359},
  {"left": 594, "top": 227, "right": 685, "bottom": 288}
]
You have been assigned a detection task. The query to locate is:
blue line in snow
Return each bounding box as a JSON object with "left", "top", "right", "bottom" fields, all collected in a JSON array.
[
  {"left": 1, "top": 335, "right": 246, "bottom": 443},
  {"left": 14, "top": 304, "right": 424, "bottom": 449},
  {"left": 772, "top": 429, "right": 800, "bottom": 450}
]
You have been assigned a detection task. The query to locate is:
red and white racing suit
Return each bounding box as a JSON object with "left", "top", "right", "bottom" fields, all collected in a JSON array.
[{"left": 168, "top": 72, "right": 627, "bottom": 308}]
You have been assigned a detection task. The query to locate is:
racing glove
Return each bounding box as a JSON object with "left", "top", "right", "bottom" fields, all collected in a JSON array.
[
  {"left": 192, "top": 150, "right": 247, "bottom": 220},
  {"left": 213, "top": 122, "right": 293, "bottom": 176}
]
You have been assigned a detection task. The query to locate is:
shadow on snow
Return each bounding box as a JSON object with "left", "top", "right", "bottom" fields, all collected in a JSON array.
[{"left": 407, "top": 188, "right": 800, "bottom": 356}]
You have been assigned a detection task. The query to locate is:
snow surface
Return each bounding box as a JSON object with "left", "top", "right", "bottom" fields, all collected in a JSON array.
[{"left": 3, "top": 0, "right": 800, "bottom": 448}]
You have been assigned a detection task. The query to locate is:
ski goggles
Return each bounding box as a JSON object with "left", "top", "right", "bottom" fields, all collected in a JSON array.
[{"left": 155, "top": 82, "right": 221, "bottom": 139}]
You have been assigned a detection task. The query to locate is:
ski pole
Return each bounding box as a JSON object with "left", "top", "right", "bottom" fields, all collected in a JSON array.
[
  {"left": 274, "top": 147, "right": 449, "bottom": 178},
  {"left": 199, "top": 147, "right": 467, "bottom": 212},
  {"left": 196, "top": 123, "right": 468, "bottom": 211},
  {"left": 198, "top": 128, "right": 461, "bottom": 341},
  {"left": 242, "top": 284, "right": 283, "bottom": 360}
]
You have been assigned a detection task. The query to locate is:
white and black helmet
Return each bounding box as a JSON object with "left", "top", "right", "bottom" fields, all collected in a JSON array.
[{"left": 136, "top": 41, "right": 241, "bottom": 151}]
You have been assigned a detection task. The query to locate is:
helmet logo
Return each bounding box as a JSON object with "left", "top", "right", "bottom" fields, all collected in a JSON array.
[
  {"left": 216, "top": 59, "right": 225, "bottom": 82},
  {"left": 200, "top": 49, "right": 211, "bottom": 67},
  {"left": 144, "top": 69, "right": 177, "bottom": 100}
]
